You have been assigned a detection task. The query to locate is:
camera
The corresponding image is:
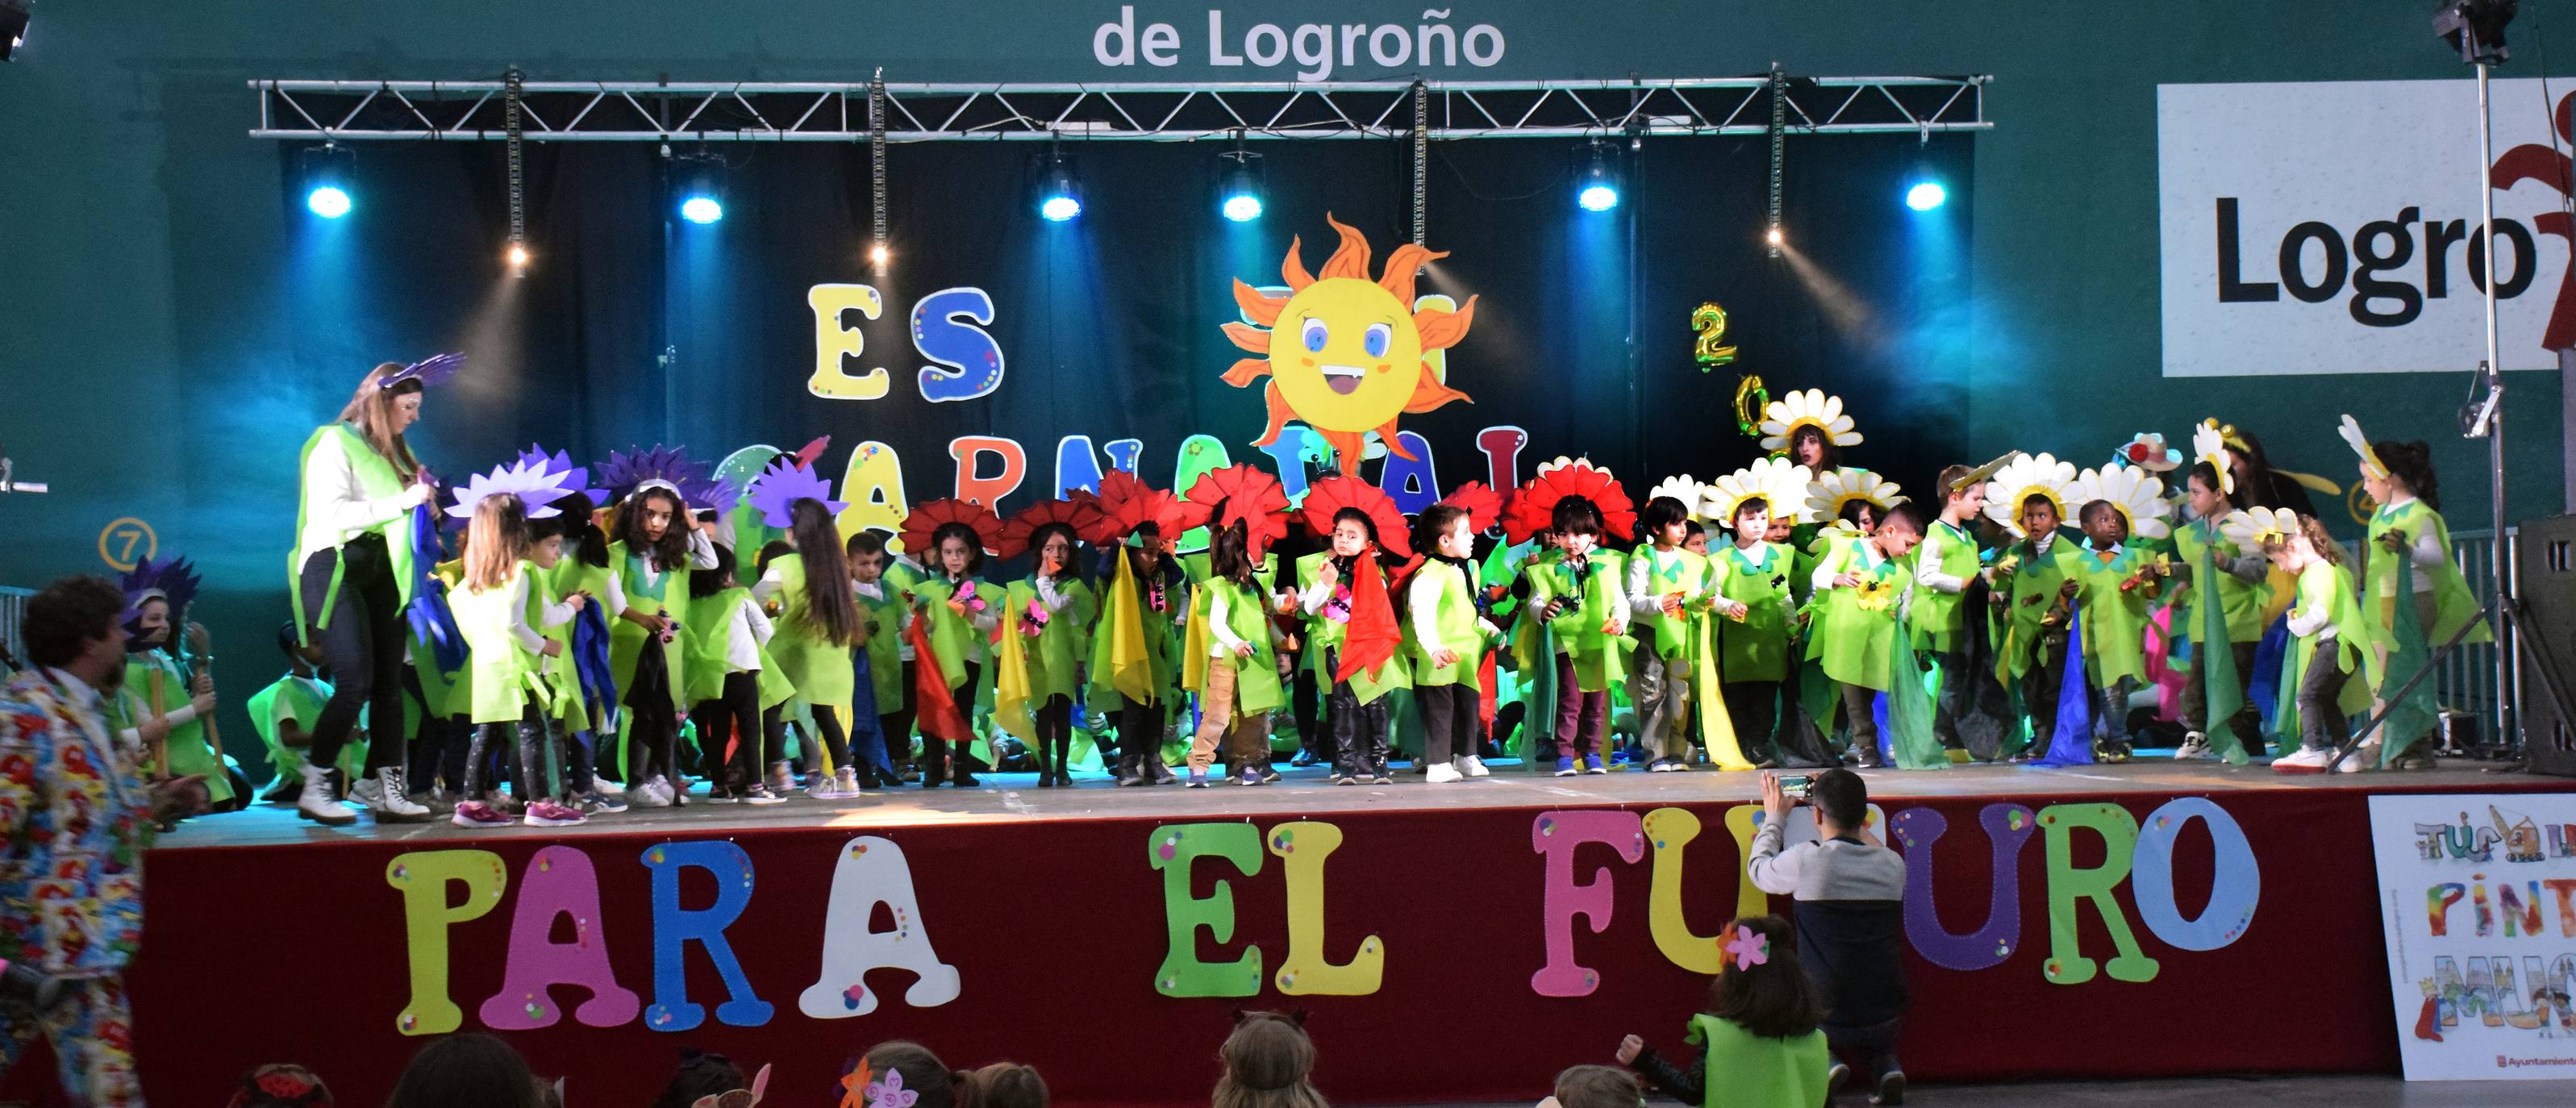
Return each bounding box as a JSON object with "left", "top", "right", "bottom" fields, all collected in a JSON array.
[{"left": 1778, "top": 773, "right": 1813, "bottom": 799}]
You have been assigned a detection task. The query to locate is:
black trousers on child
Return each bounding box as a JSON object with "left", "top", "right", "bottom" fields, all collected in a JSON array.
[
  {"left": 624, "top": 640, "right": 682, "bottom": 785},
  {"left": 465, "top": 706, "right": 552, "bottom": 802},
  {"left": 1036, "top": 695, "right": 1073, "bottom": 777},
  {"left": 690, "top": 670, "right": 774, "bottom": 790},
  {"left": 2297, "top": 645, "right": 2353, "bottom": 752},
  {"left": 920, "top": 660, "right": 980, "bottom": 785},
  {"left": 1416, "top": 682, "right": 1481, "bottom": 765},
  {"left": 1325, "top": 649, "right": 1391, "bottom": 777},
  {"left": 1722, "top": 679, "right": 1782, "bottom": 765}
]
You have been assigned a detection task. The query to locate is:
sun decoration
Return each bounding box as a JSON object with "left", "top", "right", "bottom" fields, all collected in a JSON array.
[
  {"left": 2220, "top": 506, "right": 2299, "bottom": 551},
  {"left": 1219, "top": 215, "right": 1478, "bottom": 477},
  {"left": 1703, "top": 457, "right": 1813, "bottom": 530},
  {"left": 1981, "top": 452, "right": 2077, "bottom": 539},
  {"left": 1758, "top": 388, "right": 1863, "bottom": 455},
  {"left": 2069, "top": 464, "right": 2173, "bottom": 539},
  {"left": 1803, "top": 469, "right": 1907, "bottom": 531}
]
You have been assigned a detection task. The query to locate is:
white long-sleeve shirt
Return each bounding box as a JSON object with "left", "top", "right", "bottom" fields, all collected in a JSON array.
[
  {"left": 606, "top": 528, "right": 719, "bottom": 617},
  {"left": 1207, "top": 585, "right": 1248, "bottom": 657},
  {"left": 1625, "top": 547, "right": 1686, "bottom": 622},
  {"left": 294, "top": 424, "right": 414, "bottom": 564},
  {"left": 724, "top": 595, "right": 775, "bottom": 670},
  {"left": 1915, "top": 519, "right": 1973, "bottom": 594}
]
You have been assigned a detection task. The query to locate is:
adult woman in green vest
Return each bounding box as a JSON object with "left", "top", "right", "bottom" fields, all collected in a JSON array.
[
  {"left": 290, "top": 358, "right": 452, "bottom": 826},
  {"left": 2345, "top": 419, "right": 2489, "bottom": 771}
]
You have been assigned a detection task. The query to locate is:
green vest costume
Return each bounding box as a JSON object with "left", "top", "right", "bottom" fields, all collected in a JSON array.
[
  {"left": 1631, "top": 545, "right": 1713, "bottom": 660},
  {"left": 1089, "top": 549, "right": 1182, "bottom": 709},
  {"left": 1198, "top": 576, "right": 1284, "bottom": 714},
  {"left": 2275, "top": 559, "right": 2381, "bottom": 738},
  {"left": 1295, "top": 550, "right": 1411, "bottom": 704},
  {"left": 1986, "top": 531, "right": 2082, "bottom": 683},
  {"left": 1004, "top": 576, "right": 1096, "bottom": 703},
  {"left": 1909, "top": 519, "right": 1981, "bottom": 652},
  {"left": 1524, "top": 549, "right": 1630, "bottom": 694},
  {"left": 853, "top": 577, "right": 907, "bottom": 707},
  {"left": 1716, "top": 541, "right": 1797, "bottom": 682},
  {"left": 1408, "top": 557, "right": 1488, "bottom": 686},
  {"left": 547, "top": 556, "right": 617, "bottom": 734},
  {"left": 681, "top": 587, "right": 797, "bottom": 710},
  {"left": 290, "top": 423, "right": 417, "bottom": 643},
  {"left": 1808, "top": 535, "right": 1904, "bottom": 692},
  {"left": 607, "top": 539, "right": 693, "bottom": 711},
  {"left": 907, "top": 573, "right": 991, "bottom": 691},
  {"left": 452, "top": 563, "right": 568, "bottom": 726},
  {"left": 2071, "top": 543, "right": 2153, "bottom": 688},
  {"left": 123, "top": 650, "right": 234, "bottom": 803},
  {"left": 761, "top": 554, "right": 856, "bottom": 705},
  {"left": 2363, "top": 499, "right": 2492, "bottom": 646},
  {"left": 248, "top": 673, "right": 363, "bottom": 784},
  {"left": 2173, "top": 519, "right": 2272, "bottom": 644},
  {"left": 1682, "top": 1013, "right": 1830, "bottom": 1108}
]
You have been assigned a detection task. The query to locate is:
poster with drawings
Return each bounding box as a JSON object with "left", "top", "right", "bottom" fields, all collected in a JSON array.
[{"left": 2369, "top": 794, "right": 2576, "bottom": 1080}]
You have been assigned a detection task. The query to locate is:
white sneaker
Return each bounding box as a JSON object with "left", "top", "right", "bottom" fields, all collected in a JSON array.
[
  {"left": 1460, "top": 756, "right": 1490, "bottom": 778},
  {"left": 630, "top": 776, "right": 675, "bottom": 807},
  {"left": 371, "top": 769, "right": 433, "bottom": 823},
  {"left": 2336, "top": 739, "right": 2382, "bottom": 774},
  {"left": 1425, "top": 762, "right": 1463, "bottom": 784},
  {"left": 591, "top": 774, "right": 627, "bottom": 796},
  {"left": 295, "top": 763, "right": 356, "bottom": 827},
  {"left": 2271, "top": 747, "right": 2336, "bottom": 774},
  {"left": 2172, "top": 732, "right": 2215, "bottom": 760},
  {"left": 349, "top": 774, "right": 385, "bottom": 808}
]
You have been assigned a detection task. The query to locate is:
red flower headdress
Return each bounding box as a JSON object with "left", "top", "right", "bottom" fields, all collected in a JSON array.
[
  {"left": 1184, "top": 464, "right": 1294, "bottom": 559},
  {"left": 898, "top": 498, "right": 1005, "bottom": 560},
  {"left": 1503, "top": 458, "right": 1635, "bottom": 546}
]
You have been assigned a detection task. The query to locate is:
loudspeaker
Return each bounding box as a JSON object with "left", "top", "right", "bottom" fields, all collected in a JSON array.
[{"left": 2516, "top": 514, "right": 2576, "bottom": 777}]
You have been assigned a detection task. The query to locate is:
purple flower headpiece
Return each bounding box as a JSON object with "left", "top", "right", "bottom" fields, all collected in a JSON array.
[
  {"left": 515, "top": 443, "right": 611, "bottom": 506},
  {"left": 595, "top": 444, "right": 736, "bottom": 513},
  {"left": 120, "top": 556, "right": 202, "bottom": 626},
  {"left": 444, "top": 459, "right": 587, "bottom": 522},
  {"left": 745, "top": 455, "right": 846, "bottom": 528},
  {"left": 380, "top": 352, "right": 466, "bottom": 391}
]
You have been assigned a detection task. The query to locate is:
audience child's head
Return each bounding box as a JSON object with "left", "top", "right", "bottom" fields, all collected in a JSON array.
[
  {"left": 2186, "top": 461, "right": 2240, "bottom": 521},
  {"left": 1936, "top": 465, "right": 1986, "bottom": 522},
  {"left": 1682, "top": 519, "right": 1708, "bottom": 556},
  {"left": 1640, "top": 497, "right": 1690, "bottom": 549},
  {"left": 2078, "top": 499, "right": 2127, "bottom": 548},
  {"left": 964, "top": 1063, "right": 1048, "bottom": 1108},
  {"left": 464, "top": 494, "right": 533, "bottom": 593},
  {"left": 1214, "top": 1010, "right": 1328, "bottom": 1108},
  {"left": 382, "top": 1032, "right": 542, "bottom": 1108},
  {"left": 1415, "top": 503, "right": 1473, "bottom": 560},
  {"left": 224, "top": 1063, "right": 333, "bottom": 1108},
  {"left": 2018, "top": 494, "right": 2062, "bottom": 540},
  {"left": 1551, "top": 498, "right": 1605, "bottom": 556},
  {"left": 1707, "top": 915, "right": 1825, "bottom": 1039},
  {"left": 857, "top": 1041, "right": 969, "bottom": 1108},
  {"left": 647, "top": 1048, "right": 744, "bottom": 1108},
  {"left": 1543, "top": 1064, "right": 1641, "bottom": 1108},
  {"left": 845, "top": 531, "right": 887, "bottom": 584},
  {"left": 1870, "top": 502, "right": 1924, "bottom": 558},
  {"left": 933, "top": 522, "right": 984, "bottom": 578},
  {"left": 2367, "top": 439, "right": 2441, "bottom": 511},
  {"left": 1806, "top": 767, "right": 1867, "bottom": 837}
]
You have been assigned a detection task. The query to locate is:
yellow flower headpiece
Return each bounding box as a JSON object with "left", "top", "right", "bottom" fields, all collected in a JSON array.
[
  {"left": 1758, "top": 389, "right": 1862, "bottom": 455},
  {"left": 1982, "top": 452, "right": 2078, "bottom": 539}
]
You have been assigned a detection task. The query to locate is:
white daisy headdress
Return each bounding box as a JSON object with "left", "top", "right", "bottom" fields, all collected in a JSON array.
[
  {"left": 1982, "top": 452, "right": 2078, "bottom": 539},
  {"left": 2220, "top": 506, "right": 2299, "bottom": 550},
  {"left": 2070, "top": 464, "right": 2173, "bottom": 539},
  {"left": 1758, "top": 389, "right": 1862, "bottom": 455},
  {"left": 1805, "top": 468, "right": 1906, "bottom": 531},
  {"left": 2338, "top": 414, "right": 2390, "bottom": 481},
  {"left": 1703, "top": 457, "right": 1814, "bottom": 529},
  {"left": 1646, "top": 473, "right": 1710, "bottom": 520},
  {"left": 2190, "top": 419, "right": 2234, "bottom": 497}
]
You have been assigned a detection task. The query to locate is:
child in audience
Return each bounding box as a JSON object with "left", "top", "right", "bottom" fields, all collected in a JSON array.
[
  {"left": 1543, "top": 1065, "right": 1642, "bottom": 1108},
  {"left": 856, "top": 1041, "right": 969, "bottom": 1108},
  {"left": 1747, "top": 769, "right": 1910, "bottom": 1105},
  {"left": 225, "top": 1064, "right": 334, "bottom": 1108},
  {"left": 1617, "top": 914, "right": 1831, "bottom": 1108},
  {"left": 382, "top": 1032, "right": 543, "bottom": 1108},
  {"left": 647, "top": 1048, "right": 749, "bottom": 1108},
  {"left": 1215, "top": 1010, "right": 1330, "bottom": 1108},
  {"left": 966, "top": 1062, "right": 1049, "bottom": 1108}
]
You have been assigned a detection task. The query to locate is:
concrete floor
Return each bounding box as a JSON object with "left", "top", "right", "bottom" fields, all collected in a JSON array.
[{"left": 1440, "top": 1073, "right": 2576, "bottom": 1106}]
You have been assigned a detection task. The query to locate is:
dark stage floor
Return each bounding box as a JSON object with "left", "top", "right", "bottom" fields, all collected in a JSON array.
[{"left": 153, "top": 754, "right": 2542, "bottom": 849}]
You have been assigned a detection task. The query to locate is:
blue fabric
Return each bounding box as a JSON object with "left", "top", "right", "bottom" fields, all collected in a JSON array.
[
  {"left": 1873, "top": 692, "right": 1894, "bottom": 763},
  {"left": 2032, "top": 607, "right": 2096, "bottom": 767},
  {"left": 845, "top": 648, "right": 898, "bottom": 775},
  {"left": 571, "top": 602, "right": 620, "bottom": 733},
  {"left": 2248, "top": 615, "right": 2289, "bottom": 729},
  {"left": 404, "top": 505, "right": 469, "bottom": 673}
]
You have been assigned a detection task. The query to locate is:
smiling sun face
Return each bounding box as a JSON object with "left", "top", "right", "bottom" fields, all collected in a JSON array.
[{"left": 1221, "top": 215, "right": 1476, "bottom": 477}]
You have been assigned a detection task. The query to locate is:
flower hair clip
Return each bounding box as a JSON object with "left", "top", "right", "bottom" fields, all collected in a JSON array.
[
  {"left": 1724, "top": 925, "right": 1771, "bottom": 971},
  {"left": 866, "top": 1067, "right": 918, "bottom": 1108}
]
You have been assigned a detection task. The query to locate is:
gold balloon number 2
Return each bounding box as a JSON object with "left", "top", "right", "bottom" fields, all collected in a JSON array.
[{"left": 1690, "top": 302, "right": 1738, "bottom": 369}]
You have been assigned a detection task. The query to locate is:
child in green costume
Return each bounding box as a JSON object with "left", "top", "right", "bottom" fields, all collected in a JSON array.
[
  {"left": 1986, "top": 494, "right": 2083, "bottom": 760},
  {"left": 2264, "top": 512, "right": 2380, "bottom": 773},
  {"left": 1618, "top": 914, "right": 1832, "bottom": 1108},
  {"left": 1187, "top": 522, "right": 1286, "bottom": 787},
  {"left": 2352, "top": 431, "right": 2489, "bottom": 771},
  {"left": 249, "top": 622, "right": 357, "bottom": 803},
  {"left": 540, "top": 492, "right": 626, "bottom": 815},
  {"left": 1409, "top": 502, "right": 1503, "bottom": 783},
  {"left": 2170, "top": 460, "right": 2271, "bottom": 760},
  {"left": 1626, "top": 496, "right": 1714, "bottom": 773},
  {"left": 604, "top": 481, "right": 720, "bottom": 807},
  {"left": 1706, "top": 474, "right": 1799, "bottom": 769},
  {"left": 1912, "top": 467, "right": 1989, "bottom": 763},
  {"left": 1527, "top": 496, "right": 1632, "bottom": 777},
  {"left": 1093, "top": 514, "right": 1190, "bottom": 788},
  {"left": 115, "top": 564, "right": 242, "bottom": 810},
  {"left": 448, "top": 488, "right": 590, "bottom": 829},
  {"left": 688, "top": 536, "right": 795, "bottom": 805},
  {"left": 2069, "top": 500, "right": 2160, "bottom": 760},
  {"left": 752, "top": 492, "right": 875, "bottom": 798},
  {"left": 1298, "top": 503, "right": 1415, "bottom": 785},
  {"left": 1001, "top": 511, "right": 1096, "bottom": 786},
  {"left": 1807, "top": 505, "right": 1925, "bottom": 768},
  {"left": 904, "top": 514, "right": 1004, "bottom": 787},
  {"left": 846, "top": 532, "right": 915, "bottom": 784}
]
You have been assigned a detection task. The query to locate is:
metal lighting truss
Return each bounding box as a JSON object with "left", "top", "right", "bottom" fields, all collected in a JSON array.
[{"left": 248, "top": 76, "right": 1990, "bottom": 143}]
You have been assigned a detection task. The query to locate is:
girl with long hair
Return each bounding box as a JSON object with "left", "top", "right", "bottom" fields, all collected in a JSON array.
[
  {"left": 2265, "top": 513, "right": 2376, "bottom": 773},
  {"left": 2170, "top": 458, "right": 2272, "bottom": 761},
  {"left": 2350, "top": 428, "right": 2491, "bottom": 771},
  {"left": 448, "top": 488, "right": 589, "bottom": 828},
  {"left": 1001, "top": 508, "right": 1096, "bottom": 786},
  {"left": 754, "top": 496, "right": 874, "bottom": 798},
  {"left": 604, "top": 481, "right": 720, "bottom": 806},
  {"left": 1213, "top": 1011, "right": 1329, "bottom": 1108},
  {"left": 289, "top": 358, "right": 452, "bottom": 825}
]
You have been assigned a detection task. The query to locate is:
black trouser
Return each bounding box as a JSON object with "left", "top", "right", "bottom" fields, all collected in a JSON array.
[
  {"left": 1416, "top": 681, "right": 1480, "bottom": 764},
  {"left": 883, "top": 659, "right": 919, "bottom": 769},
  {"left": 1290, "top": 661, "right": 1323, "bottom": 760},
  {"left": 2183, "top": 640, "right": 2265, "bottom": 756},
  {"left": 809, "top": 703, "right": 857, "bottom": 779},
  {"left": 690, "top": 670, "right": 769, "bottom": 789},
  {"left": 921, "top": 660, "right": 981, "bottom": 781},
  {"left": 299, "top": 535, "right": 403, "bottom": 776},
  {"left": 1929, "top": 649, "right": 1971, "bottom": 751},
  {"left": 400, "top": 664, "right": 444, "bottom": 789},
  {"left": 2021, "top": 646, "right": 2067, "bottom": 752},
  {"left": 466, "top": 705, "right": 551, "bottom": 802},
  {"left": 1036, "top": 694, "right": 1073, "bottom": 774},
  {"left": 2297, "top": 644, "right": 2352, "bottom": 752},
  {"left": 1723, "top": 679, "right": 1782, "bottom": 764},
  {"left": 1825, "top": 1016, "right": 1903, "bottom": 1082},
  {"left": 1325, "top": 649, "right": 1391, "bottom": 776},
  {"left": 1114, "top": 694, "right": 1165, "bottom": 777},
  {"left": 624, "top": 639, "right": 681, "bottom": 783}
]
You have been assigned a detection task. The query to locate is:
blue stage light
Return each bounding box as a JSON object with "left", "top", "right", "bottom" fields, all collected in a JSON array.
[
  {"left": 1574, "top": 143, "right": 1620, "bottom": 212},
  {"left": 300, "top": 144, "right": 356, "bottom": 219},
  {"left": 1040, "top": 194, "right": 1082, "bottom": 222},
  {"left": 679, "top": 194, "right": 723, "bottom": 224},
  {"left": 1905, "top": 181, "right": 1947, "bottom": 211},
  {"left": 671, "top": 151, "right": 727, "bottom": 225},
  {"left": 1037, "top": 152, "right": 1083, "bottom": 222},
  {"left": 1217, "top": 144, "right": 1265, "bottom": 223},
  {"left": 1222, "top": 194, "right": 1263, "bottom": 222}
]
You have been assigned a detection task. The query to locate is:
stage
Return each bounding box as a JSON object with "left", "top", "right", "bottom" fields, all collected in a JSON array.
[{"left": 119, "top": 758, "right": 2561, "bottom": 1106}]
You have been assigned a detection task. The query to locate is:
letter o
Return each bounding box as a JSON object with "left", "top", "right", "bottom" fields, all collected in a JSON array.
[
  {"left": 1369, "top": 24, "right": 1411, "bottom": 67},
  {"left": 1245, "top": 23, "right": 1289, "bottom": 67},
  {"left": 2130, "top": 797, "right": 2260, "bottom": 952},
  {"left": 1464, "top": 24, "right": 1505, "bottom": 67},
  {"left": 2278, "top": 221, "right": 2347, "bottom": 303}
]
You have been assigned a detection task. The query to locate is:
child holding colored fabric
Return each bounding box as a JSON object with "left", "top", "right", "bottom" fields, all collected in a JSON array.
[
  {"left": 1807, "top": 504, "right": 1924, "bottom": 768},
  {"left": 1912, "top": 465, "right": 1990, "bottom": 764},
  {"left": 1701, "top": 460, "right": 1807, "bottom": 770},
  {"left": 1525, "top": 489, "right": 1631, "bottom": 777},
  {"left": 2345, "top": 417, "right": 2489, "bottom": 772},
  {"left": 847, "top": 531, "right": 915, "bottom": 784},
  {"left": 1985, "top": 491, "right": 2083, "bottom": 760},
  {"left": 2171, "top": 448, "right": 2272, "bottom": 761},
  {"left": 1409, "top": 501, "right": 1503, "bottom": 783},
  {"left": 1297, "top": 476, "right": 1415, "bottom": 785},
  {"left": 1626, "top": 495, "right": 1715, "bottom": 773},
  {"left": 1000, "top": 504, "right": 1098, "bottom": 787},
  {"left": 901, "top": 501, "right": 1007, "bottom": 788}
]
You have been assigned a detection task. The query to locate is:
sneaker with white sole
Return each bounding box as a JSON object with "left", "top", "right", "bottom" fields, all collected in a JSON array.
[
  {"left": 1585, "top": 755, "right": 1608, "bottom": 774},
  {"left": 2336, "top": 739, "right": 2382, "bottom": 774},
  {"left": 591, "top": 774, "right": 627, "bottom": 796},
  {"left": 2172, "top": 732, "right": 2215, "bottom": 760},
  {"left": 769, "top": 762, "right": 798, "bottom": 794},
  {"left": 522, "top": 800, "right": 589, "bottom": 827},
  {"left": 451, "top": 801, "right": 511, "bottom": 828},
  {"left": 369, "top": 768, "right": 434, "bottom": 823},
  {"left": 577, "top": 793, "right": 627, "bottom": 816},
  {"left": 740, "top": 783, "right": 786, "bottom": 806},
  {"left": 1239, "top": 765, "right": 1265, "bottom": 786},
  {"left": 2271, "top": 747, "right": 2336, "bottom": 774},
  {"left": 1332, "top": 773, "right": 1357, "bottom": 785},
  {"left": 349, "top": 774, "right": 384, "bottom": 808},
  {"left": 630, "top": 777, "right": 675, "bottom": 807},
  {"left": 1425, "top": 762, "right": 1463, "bottom": 784},
  {"left": 1460, "top": 756, "right": 1490, "bottom": 778},
  {"left": 1554, "top": 756, "right": 1579, "bottom": 777},
  {"left": 1186, "top": 771, "right": 1210, "bottom": 788}
]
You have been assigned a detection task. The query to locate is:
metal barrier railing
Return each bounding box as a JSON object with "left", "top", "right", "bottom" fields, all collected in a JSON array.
[
  {"left": 0, "top": 585, "right": 31, "bottom": 674},
  {"left": 2443, "top": 529, "right": 2516, "bottom": 750}
]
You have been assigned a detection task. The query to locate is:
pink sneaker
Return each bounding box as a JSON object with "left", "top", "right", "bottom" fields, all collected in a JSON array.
[
  {"left": 452, "top": 801, "right": 511, "bottom": 829},
  {"left": 522, "top": 800, "right": 589, "bottom": 827}
]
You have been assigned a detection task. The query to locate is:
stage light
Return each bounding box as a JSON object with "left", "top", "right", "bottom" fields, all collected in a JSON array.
[
  {"left": 1217, "top": 135, "right": 1265, "bottom": 223},
  {"left": 0, "top": 1, "right": 29, "bottom": 61},
  {"left": 1037, "top": 149, "right": 1082, "bottom": 222},
  {"left": 506, "top": 243, "right": 530, "bottom": 269},
  {"left": 301, "top": 144, "right": 356, "bottom": 219},
  {"left": 1905, "top": 181, "right": 1947, "bottom": 211},
  {"left": 869, "top": 243, "right": 890, "bottom": 267},
  {"left": 1765, "top": 227, "right": 1785, "bottom": 247},
  {"left": 1575, "top": 142, "right": 1620, "bottom": 212},
  {"left": 671, "top": 151, "right": 727, "bottom": 225}
]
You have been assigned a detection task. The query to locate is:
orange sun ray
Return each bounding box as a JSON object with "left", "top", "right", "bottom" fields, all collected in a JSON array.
[
  {"left": 1377, "top": 244, "right": 1449, "bottom": 306},
  {"left": 1319, "top": 428, "right": 1369, "bottom": 476},
  {"left": 1413, "top": 295, "right": 1478, "bottom": 350},
  {"left": 1318, "top": 214, "right": 1373, "bottom": 281},
  {"left": 1378, "top": 418, "right": 1419, "bottom": 460},
  {"left": 1281, "top": 236, "right": 1315, "bottom": 291},
  {"left": 1222, "top": 322, "right": 1273, "bottom": 354},
  {"left": 1252, "top": 383, "right": 1296, "bottom": 447},
  {"left": 1223, "top": 356, "right": 1273, "bottom": 387},
  {"left": 1403, "top": 363, "right": 1471, "bottom": 414}
]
